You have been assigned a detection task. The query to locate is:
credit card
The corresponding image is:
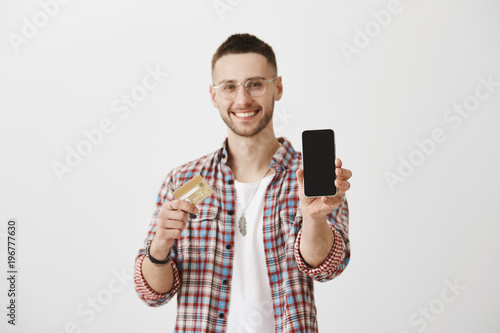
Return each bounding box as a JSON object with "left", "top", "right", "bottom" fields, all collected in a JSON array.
[{"left": 173, "top": 174, "right": 213, "bottom": 205}]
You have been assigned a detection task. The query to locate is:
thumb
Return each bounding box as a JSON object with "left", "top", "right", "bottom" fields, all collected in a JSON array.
[{"left": 296, "top": 169, "right": 304, "bottom": 192}]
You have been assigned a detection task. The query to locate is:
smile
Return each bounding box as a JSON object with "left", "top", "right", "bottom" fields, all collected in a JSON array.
[{"left": 232, "top": 109, "right": 260, "bottom": 118}]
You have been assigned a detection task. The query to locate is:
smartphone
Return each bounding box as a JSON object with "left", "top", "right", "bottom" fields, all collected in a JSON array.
[{"left": 301, "top": 129, "right": 336, "bottom": 197}]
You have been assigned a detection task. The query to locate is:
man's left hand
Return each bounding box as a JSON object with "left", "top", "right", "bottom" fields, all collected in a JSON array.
[{"left": 296, "top": 158, "right": 352, "bottom": 220}]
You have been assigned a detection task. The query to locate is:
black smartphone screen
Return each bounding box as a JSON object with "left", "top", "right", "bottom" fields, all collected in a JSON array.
[{"left": 301, "top": 129, "right": 336, "bottom": 197}]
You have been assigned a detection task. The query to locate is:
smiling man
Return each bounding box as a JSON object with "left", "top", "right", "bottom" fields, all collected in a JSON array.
[{"left": 134, "top": 33, "right": 352, "bottom": 332}]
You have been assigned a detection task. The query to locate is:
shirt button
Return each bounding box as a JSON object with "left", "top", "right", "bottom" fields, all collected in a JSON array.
[
  {"left": 223, "top": 279, "right": 228, "bottom": 285},
  {"left": 219, "top": 313, "right": 224, "bottom": 319},
  {"left": 228, "top": 210, "right": 235, "bottom": 215},
  {"left": 227, "top": 179, "right": 234, "bottom": 184},
  {"left": 226, "top": 244, "right": 231, "bottom": 250}
]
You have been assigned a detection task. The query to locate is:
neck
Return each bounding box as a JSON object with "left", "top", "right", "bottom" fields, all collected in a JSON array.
[{"left": 226, "top": 128, "right": 280, "bottom": 183}]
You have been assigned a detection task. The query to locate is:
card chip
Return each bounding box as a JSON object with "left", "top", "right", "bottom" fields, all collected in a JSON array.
[{"left": 173, "top": 174, "right": 213, "bottom": 205}]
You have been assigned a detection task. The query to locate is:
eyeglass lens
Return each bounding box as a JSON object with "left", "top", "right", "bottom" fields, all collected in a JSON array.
[{"left": 219, "top": 79, "right": 267, "bottom": 99}]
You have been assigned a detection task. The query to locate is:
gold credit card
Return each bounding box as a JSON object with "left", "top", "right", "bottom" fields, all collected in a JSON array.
[{"left": 173, "top": 174, "right": 213, "bottom": 205}]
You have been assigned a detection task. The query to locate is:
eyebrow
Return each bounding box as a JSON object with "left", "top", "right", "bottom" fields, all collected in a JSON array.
[{"left": 215, "top": 76, "right": 266, "bottom": 85}]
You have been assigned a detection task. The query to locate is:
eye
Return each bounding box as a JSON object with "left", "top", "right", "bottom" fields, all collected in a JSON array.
[
  {"left": 223, "top": 83, "right": 236, "bottom": 90},
  {"left": 247, "top": 80, "right": 263, "bottom": 89}
]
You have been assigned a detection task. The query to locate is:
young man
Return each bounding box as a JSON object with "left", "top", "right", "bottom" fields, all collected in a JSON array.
[{"left": 134, "top": 33, "right": 352, "bottom": 332}]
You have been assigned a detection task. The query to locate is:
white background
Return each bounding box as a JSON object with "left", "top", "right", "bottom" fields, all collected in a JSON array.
[{"left": 1, "top": 0, "right": 500, "bottom": 332}]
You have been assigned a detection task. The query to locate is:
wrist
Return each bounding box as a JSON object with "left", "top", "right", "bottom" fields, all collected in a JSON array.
[
  {"left": 146, "top": 240, "right": 172, "bottom": 265},
  {"left": 150, "top": 238, "right": 173, "bottom": 257},
  {"left": 301, "top": 208, "right": 328, "bottom": 229}
]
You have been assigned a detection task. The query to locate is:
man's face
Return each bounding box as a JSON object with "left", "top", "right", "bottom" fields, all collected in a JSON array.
[{"left": 210, "top": 53, "right": 282, "bottom": 138}]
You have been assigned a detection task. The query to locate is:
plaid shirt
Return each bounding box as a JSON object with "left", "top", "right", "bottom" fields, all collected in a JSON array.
[{"left": 134, "top": 137, "right": 350, "bottom": 332}]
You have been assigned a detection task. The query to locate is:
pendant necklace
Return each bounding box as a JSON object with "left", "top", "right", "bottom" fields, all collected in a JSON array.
[{"left": 236, "top": 168, "right": 271, "bottom": 236}]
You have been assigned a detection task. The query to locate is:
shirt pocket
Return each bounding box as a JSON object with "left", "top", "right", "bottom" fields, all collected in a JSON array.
[{"left": 177, "top": 201, "right": 220, "bottom": 264}]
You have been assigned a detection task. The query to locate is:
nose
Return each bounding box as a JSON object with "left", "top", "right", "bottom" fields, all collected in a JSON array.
[{"left": 233, "top": 83, "right": 253, "bottom": 105}]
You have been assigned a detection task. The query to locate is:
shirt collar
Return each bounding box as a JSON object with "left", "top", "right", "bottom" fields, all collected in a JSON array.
[{"left": 216, "top": 137, "right": 297, "bottom": 172}]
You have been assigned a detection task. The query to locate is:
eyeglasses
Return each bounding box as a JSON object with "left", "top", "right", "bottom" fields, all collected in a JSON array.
[{"left": 212, "top": 76, "right": 278, "bottom": 100}]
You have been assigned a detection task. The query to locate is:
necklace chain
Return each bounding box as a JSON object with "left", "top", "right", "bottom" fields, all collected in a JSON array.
[{"left": 236, "top": 168, "right": 271, "bottom": 236}]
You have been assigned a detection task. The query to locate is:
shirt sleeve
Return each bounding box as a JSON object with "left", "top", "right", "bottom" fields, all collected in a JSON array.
[
  {"left": 133, "top": 253, "right": 181, "bottom": 306},
  {"left": 294, "top": 195, "right": 350, "bottom": 282},
  {"left": 133, "top": 172, "right": 182, "bottom": 306}
]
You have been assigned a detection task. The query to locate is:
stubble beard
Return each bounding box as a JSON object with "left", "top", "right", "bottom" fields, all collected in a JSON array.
[{"left": 220, "top": 103, "right": 274, "bottom": 138}]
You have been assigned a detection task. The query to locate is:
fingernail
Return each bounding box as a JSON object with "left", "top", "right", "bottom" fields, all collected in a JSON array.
[{"left": 338, "top": 180, "right": 342, "bottom": 185}]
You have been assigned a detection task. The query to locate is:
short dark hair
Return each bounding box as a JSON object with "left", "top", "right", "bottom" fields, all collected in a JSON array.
[{"left": 211, "top": 33, "right": 277, "bottom": 74}]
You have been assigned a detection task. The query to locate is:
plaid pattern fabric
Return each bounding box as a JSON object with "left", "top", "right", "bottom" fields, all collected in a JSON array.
[{"left": 134, "top": 137, "right": 350, "bottom": 332}]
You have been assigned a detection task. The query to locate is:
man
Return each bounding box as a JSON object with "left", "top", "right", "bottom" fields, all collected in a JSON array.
[{"left": 134, "top": 33, "right": 352, "bottom": 332}]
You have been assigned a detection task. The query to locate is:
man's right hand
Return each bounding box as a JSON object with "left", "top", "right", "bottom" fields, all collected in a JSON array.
[{"left": 149, "top": 199, "right": 199, "bottom": 261}]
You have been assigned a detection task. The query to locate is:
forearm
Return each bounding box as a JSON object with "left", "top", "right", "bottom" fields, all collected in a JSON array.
[
  {"left": 141, "top": 247, "right": 175, "bottom": 294},
  {"left": 299, "top": 213, "right": 335, "bottom": 268}
]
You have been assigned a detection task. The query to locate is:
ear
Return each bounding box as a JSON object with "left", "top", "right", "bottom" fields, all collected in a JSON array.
[
  {"left": 274, "top": 76, "right": 283, "bottom": 101},
  {"left": 209, "top": 84, "right": 219, "bottom": 108}
]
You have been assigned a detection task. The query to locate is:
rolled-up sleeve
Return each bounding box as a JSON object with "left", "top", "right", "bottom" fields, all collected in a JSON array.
[
  {"left": 133, "top": 172, "right": 181, "bottom": 306},
  {"left": 294, "top": 195, "right": 350, "bottom": 282},
  {"left": 133, "top": 253, "right": 181, "bottom": 306}
]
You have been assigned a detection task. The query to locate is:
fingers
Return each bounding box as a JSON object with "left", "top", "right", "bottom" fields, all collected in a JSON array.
[
  {"left": 169, "top": 199, "right": 199, "bottom": 215},
  {"left": 335, "top": 159, "right": 352, "bottom": 195},
  {"left": 336, "top": 167, "right": 352, "bottom": 181},
  {"left": 335, "top": 165, "right": 352, "bottom": 196},
  {"left": 335, "top": 178, "right": 351, "bottom": 195},
  {"left": 159, "top": 200, "right": 198, "bottom": 229},
  {"left": 154, "top": 199, "right": 198, "bottom": 247},
  {"left": 162, "top": 209, "right": 190, "bottom": 224}
]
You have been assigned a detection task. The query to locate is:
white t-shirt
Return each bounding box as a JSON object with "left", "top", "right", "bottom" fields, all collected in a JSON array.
[{"left": 226, "top": 173, "right": 275, "bottom": 333}]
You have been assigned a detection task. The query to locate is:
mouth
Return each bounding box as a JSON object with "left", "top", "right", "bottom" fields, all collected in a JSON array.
[{"left": 231, "top": 109, "right": 260, "bottom": 119}]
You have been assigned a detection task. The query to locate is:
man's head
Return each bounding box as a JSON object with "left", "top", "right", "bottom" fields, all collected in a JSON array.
[
  {"left": 211, "top": 33, "right": 277, "bottom": 77},
  {"left": 210, "top": 34, "right": 282, "bottom": 138}
]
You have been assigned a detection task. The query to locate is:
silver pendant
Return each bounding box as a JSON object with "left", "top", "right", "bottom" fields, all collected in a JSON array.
[{"left": 238, "top": 215, "right": 247, "bottom": 236}]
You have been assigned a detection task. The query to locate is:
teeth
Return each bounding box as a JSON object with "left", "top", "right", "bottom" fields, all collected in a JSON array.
[{"left": 234, "top": 111, "right": 257, "bottom": 118}]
